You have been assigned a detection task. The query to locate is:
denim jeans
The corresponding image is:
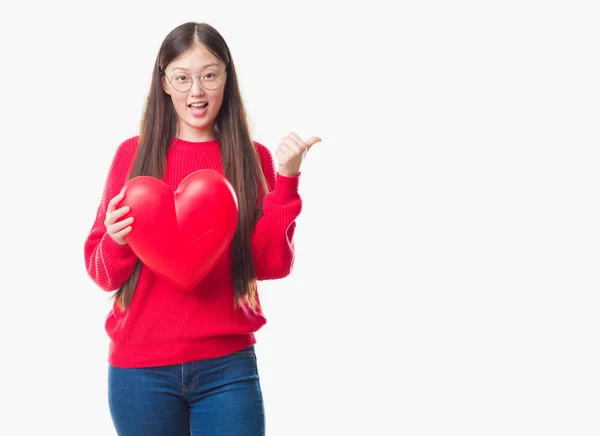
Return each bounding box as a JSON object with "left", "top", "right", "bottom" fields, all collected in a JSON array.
[{"left": 108, "top": 346, "right": 265, "bottom": 435}]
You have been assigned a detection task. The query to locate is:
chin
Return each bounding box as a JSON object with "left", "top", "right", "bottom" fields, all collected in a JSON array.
[{"left": 188, "top": 119, "right": 214, "bottom": 131}]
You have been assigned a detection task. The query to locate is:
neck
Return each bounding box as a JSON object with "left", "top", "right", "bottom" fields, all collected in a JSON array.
[{"left": 176, "top": 124, "right": 216, "bottom": 142}]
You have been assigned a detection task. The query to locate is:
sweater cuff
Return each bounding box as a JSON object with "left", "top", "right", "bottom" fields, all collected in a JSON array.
[
  {"left": 272, "top": 173, "right": 300, "bottom": 203},
  {"left": 102, "top": 232, "right": 135, "bottom": 260}
]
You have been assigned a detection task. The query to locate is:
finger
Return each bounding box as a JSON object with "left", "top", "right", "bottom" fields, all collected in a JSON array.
[
  {"left": 107, "top": 191, "right": 125, "bottom": 214},
  {"left": 108, "top": 216, "right": 134, "bottom": 233},
  {"left": 275, "top": 147, "right": 286, "bottom": 162},
  {"left": 305, "top": 136, "right": 322, "bottom": 151},
  {"left": 115, "top": 226, "right": 132, "bottom": 239},
  {"left": 281, "top": 136, "right": 303, "bottom": 153},
  {"left": 114, "top": 205, "right": 131, "bottom": 220},
  {"left": 287, "top": 132, "right": 306, "bottom": 148},
  {"left": 277, "top": 145, "right": 295, "bottom": 162},
  {"left": 288, "top": 132, "right": 321, "bottom": 151},
  {"left": 105, "top": 206, "right": 131, "bottom": 226},
  {"left": 107, "top": 219, "right": 133, "bottom": 236}
]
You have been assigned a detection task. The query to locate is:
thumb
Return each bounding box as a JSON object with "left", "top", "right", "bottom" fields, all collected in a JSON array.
[{"left": 305, "top": 136, "right": 322, "bottom": 151}]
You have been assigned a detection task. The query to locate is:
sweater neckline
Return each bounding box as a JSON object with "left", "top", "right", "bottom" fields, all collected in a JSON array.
[{"left": 170, "top": 137, "right": 220, "bottom": 150}]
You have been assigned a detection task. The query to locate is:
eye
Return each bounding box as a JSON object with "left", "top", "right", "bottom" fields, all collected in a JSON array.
[
  {"left": 203, "top": 72, "right": 216, "bottom": 80},
  {"left": 174, "top": 74, "right": 190, "bottom": 82}
]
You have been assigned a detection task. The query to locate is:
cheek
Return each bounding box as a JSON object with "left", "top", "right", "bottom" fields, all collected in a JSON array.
[
  {"left": 170, "top": 94, "right": 189, "bottom": 115},
  {"left": 172, "top": 94, "right": 188, "bottom": 107},
  {"left": 210, "top": 91, "right": 225, "bottom": 110}
]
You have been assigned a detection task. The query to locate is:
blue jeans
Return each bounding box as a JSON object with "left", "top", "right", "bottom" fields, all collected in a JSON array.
[{"left": 108, "top": 346, "right": 265, "bottom": 435}]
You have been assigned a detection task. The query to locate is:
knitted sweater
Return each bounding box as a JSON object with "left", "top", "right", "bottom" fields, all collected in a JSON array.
[{"left": 84, "top": 136, "right": 301, "bottom": 368}]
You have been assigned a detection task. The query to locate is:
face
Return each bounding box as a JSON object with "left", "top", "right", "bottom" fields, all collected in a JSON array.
[{"left": 162, "top": 44, "right": 227, "bottom": 142}]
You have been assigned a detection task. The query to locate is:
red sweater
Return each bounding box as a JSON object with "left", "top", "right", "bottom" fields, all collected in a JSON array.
[{"left": 84, "top": 136, "right": 301, "bottom": 368}]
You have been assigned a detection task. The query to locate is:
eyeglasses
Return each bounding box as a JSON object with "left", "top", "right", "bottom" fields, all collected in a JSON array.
[{"left": 164, "top": 70, "right": 226, "bottom": 92}]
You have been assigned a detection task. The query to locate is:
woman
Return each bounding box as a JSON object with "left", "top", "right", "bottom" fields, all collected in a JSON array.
[{"left": 83, "top": 21, "right": 320, "bottom": 435}]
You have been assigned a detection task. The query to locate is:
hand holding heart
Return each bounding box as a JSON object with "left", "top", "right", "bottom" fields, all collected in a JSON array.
[
  {"left": 105, "top": 191, "right": 133, "bottom": 246},
  {"left": 276, "top": 132, "right": 321, "bottom": 177}
]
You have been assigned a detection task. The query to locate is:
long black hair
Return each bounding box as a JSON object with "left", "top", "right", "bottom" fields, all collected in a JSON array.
[{"left": 114, "top": 22, "right": 268, "bottom": 311}]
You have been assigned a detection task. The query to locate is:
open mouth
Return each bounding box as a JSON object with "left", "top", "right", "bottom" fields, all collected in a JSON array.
[
  {"left": 189, "top": 102, "right": 208, "bottom": 109},
  {"left": 188, "top": 102, "right": 208, "bottom": 116}
]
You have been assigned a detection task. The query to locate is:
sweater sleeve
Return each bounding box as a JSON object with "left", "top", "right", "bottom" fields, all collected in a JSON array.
[
  {"left": 84, "top": 137, "right": 139, "bottom": 291},
  {"left": 252, "top": 142, "right": 302, "bottom": 281}
]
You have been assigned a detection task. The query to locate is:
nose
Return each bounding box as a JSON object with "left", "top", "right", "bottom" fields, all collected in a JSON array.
[{"left": 190, "top": 76, "right": 206, "bottom": 96}]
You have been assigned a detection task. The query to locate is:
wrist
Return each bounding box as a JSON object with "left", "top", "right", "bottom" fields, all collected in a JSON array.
[{"left": 277, "top": 165, "right": 300, "bottom": 177}]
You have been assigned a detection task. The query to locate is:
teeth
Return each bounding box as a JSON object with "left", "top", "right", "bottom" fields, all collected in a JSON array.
[{"left": 190, "top": 103, "right": 207, "bottom": 108}]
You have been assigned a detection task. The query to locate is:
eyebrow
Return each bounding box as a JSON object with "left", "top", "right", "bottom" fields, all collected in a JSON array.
[{"left": 171, "top": 63, "right": 221, "bottom": 72}]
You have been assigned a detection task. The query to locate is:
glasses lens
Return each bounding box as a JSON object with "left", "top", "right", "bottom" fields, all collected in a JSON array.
[
  {"left": 201, "top": 72, "right": 223, "bottom": 90},
  {"left": 172, "top": 72, "right": 192, "bottom": 92}
]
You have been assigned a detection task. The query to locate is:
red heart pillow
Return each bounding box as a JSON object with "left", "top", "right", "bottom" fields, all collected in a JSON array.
[{"left": 119, "top": 169, "right": 238, "bottom": 291}]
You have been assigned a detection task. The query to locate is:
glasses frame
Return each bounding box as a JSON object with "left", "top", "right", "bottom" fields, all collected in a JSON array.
[{"left": 163, "top": 69, "right": 227, "bottom": 93}]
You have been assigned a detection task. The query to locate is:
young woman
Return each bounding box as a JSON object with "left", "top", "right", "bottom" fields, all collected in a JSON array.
[{"left": 83, "top": 21, "right": 320, "bottom": 435}]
